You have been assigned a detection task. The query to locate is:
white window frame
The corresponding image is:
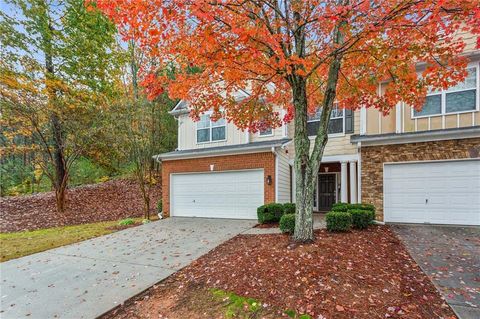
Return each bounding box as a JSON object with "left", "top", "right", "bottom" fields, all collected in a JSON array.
[
  {"left": 307, "top": 105, "right": 346, "bottom": 138},
  {"left": 258, "top": 127, "right": 274, "bottom": 137},
  {"left": 412, "top": 62, "right": 479, "bottom": 119},
  {"left": 195, "top": 113, "right": 227, "bottom": 144}
]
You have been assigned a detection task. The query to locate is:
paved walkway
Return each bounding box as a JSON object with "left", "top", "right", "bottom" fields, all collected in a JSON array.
[
  {"left": 393, "top": 225, "right": 480, "bottom": 319},
  {"left": 0, "top": 217, "right": 256, "bottom": 319}
]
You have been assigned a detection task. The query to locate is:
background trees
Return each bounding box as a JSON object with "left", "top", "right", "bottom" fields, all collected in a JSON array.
[
  {"left": 95, "top": 0, "right": 479, "bottom": 241},
  {"left": 0, "top": 0, "right": 177, "bottom": 215}
]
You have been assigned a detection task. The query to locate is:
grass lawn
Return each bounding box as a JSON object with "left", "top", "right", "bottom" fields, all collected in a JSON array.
[
  {"left": 102, "top": 226, "right": 455, "bottom": 319},
  {"left": 0, "top": 218, "right": 147, "bottom": 262}
]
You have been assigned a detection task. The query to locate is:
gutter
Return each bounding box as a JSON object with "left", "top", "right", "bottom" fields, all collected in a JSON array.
[
  {"left": 351, "top": 126, "right": 480, "bottom": 146},
  {"left": 155, "top": 139, "right": 291, "bottom": 161}
]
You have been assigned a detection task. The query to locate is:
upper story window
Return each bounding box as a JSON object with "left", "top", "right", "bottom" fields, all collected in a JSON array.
[
  {"left": 413, "top": 66, "right": 478, "bottom": 118},
  {"left": 196, "top": 114, "right": 226, "bottom": 143},
  {"left": 307, "top": 106, "right": 346, "bottom": 136},
  {"left": 259, "top": 127, "right": 273, "bottom": 136}
]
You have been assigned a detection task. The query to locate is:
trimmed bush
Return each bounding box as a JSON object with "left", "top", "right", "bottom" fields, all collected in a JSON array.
[
  {"left": 283, "top": 203, "right": 296, "bottom": 215},
  {"left": 257, "top": 203, "right": 285, "bottom": 224},
  {"left": 331, "top": 203, "right": 349, "bottom": 212},
  {"left": 349, "top": 209, "right": 371, "bottom": 229},
  {"left": 331, "top": 202, "right": 376, "bottom": 219},
  {"left": 279, "top": 214, "right": 295, "bottom": 233},
  {"left": 326, "top": 211, "right": 352, "bottom": 232},
  {"left": 348, "top": 203, "right": 375, "bottom": 212}
]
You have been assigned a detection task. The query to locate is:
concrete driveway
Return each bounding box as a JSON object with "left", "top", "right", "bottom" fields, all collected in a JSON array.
[
  {"left": 0, "top": 217, "right": 256, "bottom": 319},
  {"left": 393, "top": 225, "right": 480, "bottom": 319}
]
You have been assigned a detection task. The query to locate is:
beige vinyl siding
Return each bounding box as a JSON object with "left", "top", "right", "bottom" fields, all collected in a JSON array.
[
  {"left": 401, "top": 107, "right": 479, "bottom": 133},
  {"left": 276, "top": 149, "right": 291, "bottom": 203},
  {"left": 177, "top": 113, "right": 245, "bottom": 150},
  {"left": 285, "top": 109, "right": 360, "bottom": 158},
  {"left": 454, "top": 30, "right": 478, "bottom": 54},
  {"left": 250, "top": 124, "right": 285, "bottom": 143},
  {"left": 366, "top": 107, "right": 380, "bottom": 134}
]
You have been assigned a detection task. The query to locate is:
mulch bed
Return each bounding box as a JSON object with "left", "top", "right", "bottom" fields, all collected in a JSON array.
[
  {"left": 102, "top": 226, "right": 456, "bottom": 319},
  {"left": 0, "top": 179, "right": 161, "bottom": 233},
  {"left": 254, "top": 222, "right": 279, "bottom": 228}
]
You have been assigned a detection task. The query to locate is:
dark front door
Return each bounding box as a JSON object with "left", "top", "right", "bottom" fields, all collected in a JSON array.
[{"left": 318, "top": 174, "right": 336, "bottom": 211}]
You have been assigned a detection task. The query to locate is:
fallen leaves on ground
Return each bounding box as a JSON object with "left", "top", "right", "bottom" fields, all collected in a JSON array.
[
  {"left": 102, "top": 226, "right": 456, "bottom": 319},
  {"left": 0, "top": 179, "right": 161, "bottom": 232}
]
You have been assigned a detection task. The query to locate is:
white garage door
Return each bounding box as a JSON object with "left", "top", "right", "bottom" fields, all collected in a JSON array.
[
  {"left": 171, "top": 169, "right": 264, "bottom": 219},
  {"left": 384, "top": 159, "right": 480, "bottom": 225}
]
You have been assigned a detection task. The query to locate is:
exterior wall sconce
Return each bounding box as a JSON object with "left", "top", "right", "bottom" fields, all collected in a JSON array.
[
  {"left": 324, "top": 167, "right": 329, "bottom": 172},
  {"left": 266, "top": 175, "right": 272, "bottom": 185}
]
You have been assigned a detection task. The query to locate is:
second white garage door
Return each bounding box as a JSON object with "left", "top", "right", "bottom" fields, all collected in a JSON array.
[
  {"left": 171, "top": 169, "right": 264, "bottom": 219},
  {"left": 384, "top": 159, "right": 480, "bottom": 225}
]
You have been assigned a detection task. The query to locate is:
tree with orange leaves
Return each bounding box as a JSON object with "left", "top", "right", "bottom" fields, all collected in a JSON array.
[{"left": 93, "top": 0, "right": 479, "bottom": 241}]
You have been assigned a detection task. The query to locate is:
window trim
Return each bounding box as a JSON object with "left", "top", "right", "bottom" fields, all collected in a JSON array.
[
  {"left": 411, "top": 62, "right": 479, "bottom": 119},
  {"left": 195, "top": 113, "right": 227, "bottom": 144},
  {"left": 258, "top": 127, "right": 274, "bottom": 137},
  {"left": 307, "top": 106, "right": 346, "bottom": 138}
]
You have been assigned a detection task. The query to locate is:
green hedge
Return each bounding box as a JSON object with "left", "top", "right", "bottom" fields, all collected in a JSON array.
[
  {"left": 332, "top": 202, "right": 376, "bottom": 220},
  {"left": 331, "top": 202, "right": 349, "bottom": 212},
  {"left": 283, "top": 203, "right": 296, "bottom": 215},
  {"left": 279, "top": 214, "right": 296, "bottom": 233},
  {"left": 326, "top": 211, "right": 352, "bottom": 232},
  {"left": 349, "top": 209, "right": 371, "bottom": 229},
  {"left": 257, "top": 203, "right": 285, "bottom": 224}
]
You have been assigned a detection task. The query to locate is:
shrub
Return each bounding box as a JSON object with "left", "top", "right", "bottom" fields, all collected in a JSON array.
[
  {"left": 347, "top": 203, "right": 376, "bottom": 223},
  {"left": 257, "top": 203, "right": 284, "bottom": 223},
  {"left": 118, "top": 218, "right": 135, "bottom": 226},
  {"left": 279, "top": 214, "right": 296, "bottom": 233},
  {"left": 331, "top": 203, "right": 349, "bottom": 212},
  {"left": 283, "top": 203, "right": 296, "bottom": 215},
  {"left": 348, "top": 203, "right": 375, "bottom": 212},
  {"left": 326, "top": 211, "right": 352, "bottom": 232},
  {"left": 349, "top": 209, "right": 371, "bottom": 229}
]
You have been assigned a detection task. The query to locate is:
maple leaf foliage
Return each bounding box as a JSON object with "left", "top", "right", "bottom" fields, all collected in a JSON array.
[{"left": 90, "top": 0, "right": 479, "bottom": 130}]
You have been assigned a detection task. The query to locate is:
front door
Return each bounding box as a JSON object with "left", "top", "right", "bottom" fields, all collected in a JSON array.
[{"left": 317, "top": 174, "right": 336, "bottom": 211}]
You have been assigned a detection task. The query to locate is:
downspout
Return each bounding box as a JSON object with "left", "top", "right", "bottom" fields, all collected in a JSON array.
[
  {"left": 357, "top": 141, "right": 362, "bottom": 203},
  {"left": 271, "top": 146, "right": 279, "bottom": 203}
]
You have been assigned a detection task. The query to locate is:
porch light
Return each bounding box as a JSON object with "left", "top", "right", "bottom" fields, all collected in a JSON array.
[{"left": 266, "top": 175, "right": 272, "bottom": 185}]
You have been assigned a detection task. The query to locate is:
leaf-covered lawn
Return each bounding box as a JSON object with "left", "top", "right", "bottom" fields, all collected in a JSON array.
[
  {"left": 0, "top": 218, "right": 145, "bottom": 262},
  {"left": 102, "top": 226, "right": 456, "bottom": 319}
]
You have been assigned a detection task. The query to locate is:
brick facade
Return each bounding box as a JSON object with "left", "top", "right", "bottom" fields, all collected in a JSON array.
[
  {"left": 161, "top": 152, "right": 276, "bottom": 217},
  {"left": 361, "top": 138, "right": 480, "bottom": 220}
]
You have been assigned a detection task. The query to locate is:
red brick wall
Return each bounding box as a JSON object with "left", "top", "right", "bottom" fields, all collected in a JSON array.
[
  {"left": 361, "top": 138, "right": 480, "bottom": 220},
  {"left": 161, "top": 152, "right": 276, "bottom": 217}
]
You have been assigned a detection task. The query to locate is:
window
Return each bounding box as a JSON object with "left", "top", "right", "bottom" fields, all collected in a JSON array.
[
  {"left": 196, "top": 114, "right": 226, "bottom": 143},
  {"left": 414, "top": 66, "right": 478, "bottom": 117},
  {"left": 307, "top": 105, "right": 345, "bottom": 136},
  {"left": 259, "top": 127, "right": 273, "bottom": 136}
]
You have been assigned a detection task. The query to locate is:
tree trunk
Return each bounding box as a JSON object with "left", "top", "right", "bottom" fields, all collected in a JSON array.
[
  {"left": 51, "top": 112, "right": 68, "bottom": 212},
  {"left": 44, "top": 11, "right": 68, "bottom": 213},
  {"left": 292, "top": 78, "right": 315, "bottom": 242}
]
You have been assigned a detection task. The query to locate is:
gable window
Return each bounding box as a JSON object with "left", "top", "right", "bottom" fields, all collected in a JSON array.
[
  {"left": 196, "top": 114, "right": 226, "bottom": 143},
  {"left": 307, "top": 106, "right": 348, "bottom": 136},
  {"left": 414, "top": 66, "right": 478, "bottom": 117}
]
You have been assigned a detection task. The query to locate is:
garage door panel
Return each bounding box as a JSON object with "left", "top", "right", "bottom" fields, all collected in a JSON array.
[
  {"left": 384, "top": 160, "right": 480, "bottom": 226},
  {"left": 171, "top": 170, "right": 264, "bottom": 219}
]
